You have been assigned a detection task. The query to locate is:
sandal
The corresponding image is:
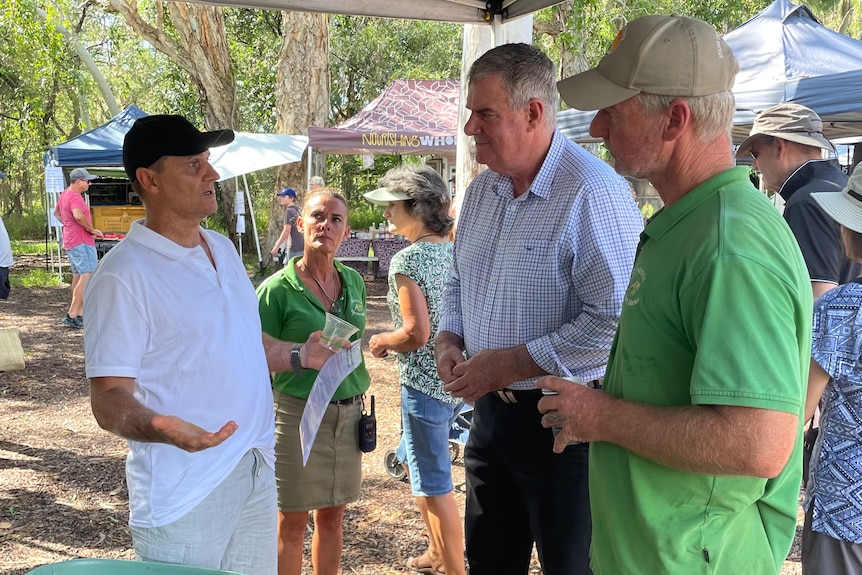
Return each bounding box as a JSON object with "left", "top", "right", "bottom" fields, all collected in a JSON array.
[{"left": 405, "top": 554, "right": 445, "bottom": 575}]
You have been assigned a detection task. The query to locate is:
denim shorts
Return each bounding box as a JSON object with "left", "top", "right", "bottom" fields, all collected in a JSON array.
[
  {"left": 397, "top": 385, "right": 464, "bottom": 497},
  {"left": 67, "top": 243, "right": 98, "bottom": 274}
]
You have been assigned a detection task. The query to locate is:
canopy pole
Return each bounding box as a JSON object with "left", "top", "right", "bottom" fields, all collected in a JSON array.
[
  {"left": 240, "top": 174, "right": 264, "bottom": 271},
  {"left": 306, "top": 146, "right": 313, "bottom": 189},
  {"left": 493, "top": 14, "right": 504, "bottom": 45}
]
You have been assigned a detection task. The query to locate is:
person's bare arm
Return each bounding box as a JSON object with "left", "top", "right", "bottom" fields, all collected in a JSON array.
[
  {"left": 71, "top": 207, "right": 103, "bottom": 238},
  {"left": 811, "top": 281, "right": 836, "bottom": 301},
  {"left": 272, "top": 224, "right": 291, "bottom": 256},
  {"left": 804, "top": 358, "right": 830, "bottom": 424},
  {"left": 89, "top": 376, "right": 237, "bottom": 452},
  {"left": 262, "top": 331, "right": 334, "bottom": 373},
  {"left": 537, "top": 376, "right": 797, "bottom": 477},
  {"left": 369, "top": 274, "right": 430, "bottom": 357}
]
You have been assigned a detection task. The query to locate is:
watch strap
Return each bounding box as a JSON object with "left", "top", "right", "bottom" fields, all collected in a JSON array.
[{"left": 291, "top": 343, "right": 303, "bottom": 377}]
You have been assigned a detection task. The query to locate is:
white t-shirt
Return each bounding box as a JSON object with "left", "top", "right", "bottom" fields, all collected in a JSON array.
[
  {"left": 84, "top": 220, "right": 275, "bottom": 528},
  {"left": 0, "top": 216, "right": 12, "bottom": 268}
]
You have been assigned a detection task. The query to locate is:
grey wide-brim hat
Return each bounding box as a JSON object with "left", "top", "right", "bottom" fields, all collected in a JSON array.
[
  {"left": 363, "top": 187, "right": 411, "bottom": 206},
  {"left": 737, "top": 102, "right": 835, "bottom": 157},
  {"left": 812, "top": 164, "right": 862, "bottom": 233}
]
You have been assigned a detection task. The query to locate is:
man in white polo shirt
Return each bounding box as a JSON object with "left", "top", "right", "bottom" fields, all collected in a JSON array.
[{"left": 83, "top": 115, "right": 332, "bottom": 574}]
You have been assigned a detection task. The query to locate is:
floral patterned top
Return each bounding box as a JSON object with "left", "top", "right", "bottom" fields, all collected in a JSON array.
[{"left": 387, "top": 241, "right": 459, "bottom": 404}]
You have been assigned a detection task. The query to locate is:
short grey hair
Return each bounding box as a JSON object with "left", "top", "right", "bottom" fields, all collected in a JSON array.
[
  {"left": 309, "top": 175, "right": 325, "bottom": 187},
  {"left": 636, "top": 91, "right": 735, "bottom": 141},
  {"left": 378, "top": 165, "right": 453, "bottom": 236},
  {"left": 468, "top": 43, "right": 558, "bottom": 130}
]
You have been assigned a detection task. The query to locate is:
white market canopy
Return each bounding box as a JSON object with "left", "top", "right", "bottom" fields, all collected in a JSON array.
[
  {"left": 209, "top": 132, "right": 309, "bottom": 181},
  {"left": 192, "top": 0, "right": 563, "bottom": 24}
]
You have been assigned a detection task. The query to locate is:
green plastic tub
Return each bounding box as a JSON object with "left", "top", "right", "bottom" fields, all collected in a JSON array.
[{"left": 26, "top": 559, "right": 243, "bottom": 575}]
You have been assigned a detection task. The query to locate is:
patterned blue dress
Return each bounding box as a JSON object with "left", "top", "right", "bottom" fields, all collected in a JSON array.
[{"left": 810, "top": 281, "right": 862, "bottom": 543}]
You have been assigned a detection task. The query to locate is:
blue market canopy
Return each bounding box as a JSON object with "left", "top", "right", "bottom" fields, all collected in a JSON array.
[
  {"left": 727, "top": 0, "right": 862, "bottom": 143},
  {"left": 45, "top": 105, "right": 308, "bottom": 178},
  {"left": 558, "top": 0, "right": 862, "bottom": 144},
  {"left": 46, "top": 105, "right": 147, "bottom": 167}
]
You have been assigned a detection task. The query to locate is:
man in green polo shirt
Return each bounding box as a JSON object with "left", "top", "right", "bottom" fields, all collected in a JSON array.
[{"left": 539, "top": 15, "right": 811, "bottom": 574}]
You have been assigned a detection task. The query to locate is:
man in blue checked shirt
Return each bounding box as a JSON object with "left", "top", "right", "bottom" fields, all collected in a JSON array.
[{"left": 435, "top": 43, "right": 642, "bottom": 575}]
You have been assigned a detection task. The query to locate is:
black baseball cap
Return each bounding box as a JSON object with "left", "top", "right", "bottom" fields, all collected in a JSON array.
[{"left": 123, "top": 115, "right": 234, "bottom": 182}]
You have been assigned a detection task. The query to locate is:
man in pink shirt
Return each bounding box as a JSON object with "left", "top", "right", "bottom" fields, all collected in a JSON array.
[{"left": 54, "top": 167, "right": 103, "bottom": 328}]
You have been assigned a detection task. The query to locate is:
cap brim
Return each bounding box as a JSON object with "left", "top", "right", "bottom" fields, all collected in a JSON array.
[
  {"left": 201, "top": 129, "right": 235, "bottom": 151},
  {"left": 363, "top": 187, "right": 411, "bottom": 206},
  {"left": 812, "top": 191, "right": 862, "bottom": 233},
  {"left": 557, "top": 69, "right": 641, "bottom": 111}
]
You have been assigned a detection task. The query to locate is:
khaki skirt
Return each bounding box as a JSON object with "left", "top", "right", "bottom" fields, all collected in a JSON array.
[{"left": 273, "top": 389, "right": 362, "bottom": 512}]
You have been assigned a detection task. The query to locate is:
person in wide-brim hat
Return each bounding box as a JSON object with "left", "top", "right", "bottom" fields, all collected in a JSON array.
[{"left": 805, "top": 162, "right": 862, "bottom": 575}]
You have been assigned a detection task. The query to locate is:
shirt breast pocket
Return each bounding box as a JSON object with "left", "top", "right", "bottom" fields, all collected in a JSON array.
[{"left": 506, "top": 238, "right": 555, "bottom": 285}]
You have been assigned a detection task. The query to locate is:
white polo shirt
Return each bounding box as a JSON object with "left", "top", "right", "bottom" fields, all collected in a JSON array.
[{"left": 84, "top": 220, "right": 275, "bottom": 528}]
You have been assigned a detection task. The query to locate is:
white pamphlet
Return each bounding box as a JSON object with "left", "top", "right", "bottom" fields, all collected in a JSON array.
[{"left": 299, "top": 340, "right": 362, "bottom": 465}]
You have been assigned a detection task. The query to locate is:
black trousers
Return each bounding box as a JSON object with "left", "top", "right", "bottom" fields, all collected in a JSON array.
[
  {"left": 0, "top": 266, "right": 9, "bottom": 300},
  {"left": 464, "top": 391, "right": 593, "bottom": 575}
]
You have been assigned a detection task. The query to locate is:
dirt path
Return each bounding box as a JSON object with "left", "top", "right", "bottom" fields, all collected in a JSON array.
[{"left": 0, "top": 253, "right": 802, "bottom": 574}]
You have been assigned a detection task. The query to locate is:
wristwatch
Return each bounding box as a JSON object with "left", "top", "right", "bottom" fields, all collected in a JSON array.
[{"left": 291, "top": 343, "right": 303, "bottom": 377}]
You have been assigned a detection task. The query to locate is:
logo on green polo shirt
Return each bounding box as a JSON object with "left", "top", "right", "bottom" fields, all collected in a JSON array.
[{"left": 625, "top": 265, "right": 645, "bottom": 306}]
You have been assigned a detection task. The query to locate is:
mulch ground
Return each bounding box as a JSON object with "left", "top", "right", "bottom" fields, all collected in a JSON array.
[
  {"left": 0, "top": 252, "right": 465, "bottom": 575},
  {"left": 0, "top": 252, "right": 802, "bottom": 574}
]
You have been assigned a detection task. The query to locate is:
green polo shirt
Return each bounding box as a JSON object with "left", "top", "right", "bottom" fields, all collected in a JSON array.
[
  {"left": 590, "top": 167, "right": 811, "bottom": 574},
  {"left": 257, "top": 258, "right": 370, "bottom": 400}
]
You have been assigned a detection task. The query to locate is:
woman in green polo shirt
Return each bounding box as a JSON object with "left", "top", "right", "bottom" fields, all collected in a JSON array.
[{"left": 257, "top": 188, "right": 370, "bottom": 575}]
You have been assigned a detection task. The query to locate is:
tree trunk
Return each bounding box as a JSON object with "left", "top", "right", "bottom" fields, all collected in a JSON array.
[
  {"left": 266, "top": 11, "right": 329, "bottom": 260},
  {"left": 107, "top": 1, "right": 239, "bottom": 237}
]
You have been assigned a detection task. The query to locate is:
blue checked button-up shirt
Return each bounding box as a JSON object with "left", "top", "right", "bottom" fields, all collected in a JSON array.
[{"left": 439, "top": 130, "right": 643, "bottom": 389}]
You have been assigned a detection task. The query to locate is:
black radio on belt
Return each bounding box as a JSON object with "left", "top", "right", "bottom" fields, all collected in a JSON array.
[{"left": 358, "top": 395, "right": 377, "bottom": 453}]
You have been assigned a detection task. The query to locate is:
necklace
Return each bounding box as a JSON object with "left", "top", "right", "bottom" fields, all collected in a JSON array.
[
  {"left": 301, "top": 264, "right": 340, "bottom": 312},
  {"left": 413, "top": 233, "right": 438, "bottom": 243}
]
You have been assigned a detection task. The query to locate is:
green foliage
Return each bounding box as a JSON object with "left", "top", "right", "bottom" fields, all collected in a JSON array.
[
  {"left": 4, "top": 211, "right": 48, "bottom": 240},
  {"left": 329, "top": 16, "right": 462, "bottom": 123},
  {"left": 5, "top": 0, "right": 857, "bottom": 236},
  {"left": 11, "top": 238, "right": 54, "bottom": 255},
  {"left": 541, "top": 0, "right": 775, "bottom": 87},
  {"left": 225, "top": 9, "right": 281, "bottom": 132},
  {"left": 11, "top": 267, "right": 63, "bottom": 288},
  {"left": 348, "top": 202, "right": 386, "bottom": 232}
]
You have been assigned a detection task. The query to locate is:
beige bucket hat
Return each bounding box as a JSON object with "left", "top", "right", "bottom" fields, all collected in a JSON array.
[
  {"left": 736, "top": 103, "right": 835, "bottom": 157},
  {"left": 557, "top": 15, "right": 738, "bottom": 111},
  {"left": 812, "top": 164, "right": 862, "bottom": 233}
]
